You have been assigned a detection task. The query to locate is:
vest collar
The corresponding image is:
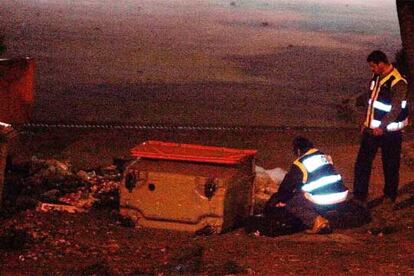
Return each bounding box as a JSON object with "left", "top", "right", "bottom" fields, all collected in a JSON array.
[
  {"left": 379, "top": 66, "right": 397, "bottom": 86},
  {"left": 298, "top": 148, "right": 318, "bottom": 159}
]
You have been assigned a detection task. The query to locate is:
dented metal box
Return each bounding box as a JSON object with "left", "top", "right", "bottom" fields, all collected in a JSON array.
[{"left": 120, "top": 141, "right": 256, "bottom": 233}]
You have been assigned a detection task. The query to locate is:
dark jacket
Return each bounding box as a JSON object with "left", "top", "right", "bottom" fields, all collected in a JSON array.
[{"left": 267, "top": 148, "right": 347, "bottom": 207}]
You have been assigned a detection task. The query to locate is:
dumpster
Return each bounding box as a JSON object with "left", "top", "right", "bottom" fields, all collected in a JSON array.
[
  {"left": 0, "top": 57, "right": 34, "bottom": 209},
  {"left": 0, "top": 57, "right": 35, "bottom": 124},
  {"left": 120, "top": 140, "right": 257, "bottom": 233}
]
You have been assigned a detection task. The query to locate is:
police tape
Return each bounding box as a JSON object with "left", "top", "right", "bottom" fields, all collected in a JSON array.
[
  {"left": 22, "top": 122, "right": 245, "bottom": 131},
  {"left": 11, "top": 122, "right": 361, "bottom": 132}
]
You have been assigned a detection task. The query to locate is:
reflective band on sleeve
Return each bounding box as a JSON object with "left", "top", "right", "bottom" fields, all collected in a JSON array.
[
  {"left": 304, "top": 190, "right": 348, "bottom": 205},
  {"left": 370, "top": 119, "right": 381, "bottom": 128},
  {"left": 386, "top": 118, "right": 408, "bottom": 131},
  {"left": 301, "top": 174, "right": 342, "bottom": 192},
  {"left": 373, "top": 101, "right": 392, "bottom": 112},
  {"left": 302, "top": 154, "right": 330, "bottom": 173},
  {"left": 370, "top": 80, "right": 375, "bottom": 90},
  {"left": 402, "top": 100, "right": 407, "bottom": 109}
]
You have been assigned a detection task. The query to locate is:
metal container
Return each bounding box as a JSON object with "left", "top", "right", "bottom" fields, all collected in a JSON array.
[
  {"left": 120, "top": 141, "right": 256, "bottom": 233},
  {"left": 0, "top": 57, "right": 35, "bottom": 124}
]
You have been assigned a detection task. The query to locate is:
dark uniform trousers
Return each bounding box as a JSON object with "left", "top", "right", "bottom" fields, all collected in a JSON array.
[
  {"left": 266, "top": 191, "right": 320, "bottom": 228},
  {"left": 285, "top": 191, "right": 320, "bottom": 227},
  {"left": 353, "top": 129, "right": 402, "bottom": 201}
]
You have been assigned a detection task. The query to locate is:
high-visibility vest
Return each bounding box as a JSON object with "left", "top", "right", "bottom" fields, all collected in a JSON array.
[
  {"left": 294, "top": 149, "right": 348, "bottom": 205},
  {"left": 364, "top": 67, "right": 408, "bottom": 131}
]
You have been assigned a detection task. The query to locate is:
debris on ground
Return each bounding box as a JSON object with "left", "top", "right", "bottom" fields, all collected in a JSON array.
[
  {"left": 2, "top": 157, "right": 122, "bottom": 214},
  {"left": 36, "top": 202, "right": 86, "bottom": 213},
  {"left": 3, "top": 158, "right": 289, "bottom": 217}
]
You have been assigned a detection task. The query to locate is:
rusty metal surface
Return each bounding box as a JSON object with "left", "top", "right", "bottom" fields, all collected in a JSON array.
[
  {"left": 0, "top": 57, "right": 35, "bottom": 124},
  {"left": 130, "top": 140, "right": 257, "bottom": 165}
]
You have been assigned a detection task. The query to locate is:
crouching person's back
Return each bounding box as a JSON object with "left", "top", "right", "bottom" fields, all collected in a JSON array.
[{"left": 265, "top": 136, "right": 348, "bottom": 234}]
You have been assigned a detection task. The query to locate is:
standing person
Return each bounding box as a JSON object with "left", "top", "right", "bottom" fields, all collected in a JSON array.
[
  {"left": 353, "top": 50, "right": 408, "bottom": 208},
  {"left": 265, "top": 136, "right": 349, "bottom": 234}
]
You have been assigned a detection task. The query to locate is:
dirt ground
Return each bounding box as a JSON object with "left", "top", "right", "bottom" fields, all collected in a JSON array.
[{"left": 1, "top": 127, "right": 414, "bottom": 275}]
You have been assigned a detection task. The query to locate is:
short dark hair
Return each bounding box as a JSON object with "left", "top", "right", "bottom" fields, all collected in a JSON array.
[
  {"left": 367, "top": 50, "right": 389, "bottom": 64},
  {"left": 293, "top": 136, "right": 314, "bottom": 154}
]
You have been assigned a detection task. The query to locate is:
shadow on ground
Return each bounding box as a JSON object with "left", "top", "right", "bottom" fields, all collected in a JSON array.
[{"left": 244, "top": 201, "right": 371, "bottom": 237}]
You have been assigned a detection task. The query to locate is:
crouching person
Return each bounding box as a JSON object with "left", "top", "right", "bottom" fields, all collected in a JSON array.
[{"left": 265, "top": 136, "right": 348, "bottom": 234}]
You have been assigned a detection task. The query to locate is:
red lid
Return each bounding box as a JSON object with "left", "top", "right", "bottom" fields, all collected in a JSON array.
[{"left": 131, "top": 140, "right": 256, "bottom": 165}]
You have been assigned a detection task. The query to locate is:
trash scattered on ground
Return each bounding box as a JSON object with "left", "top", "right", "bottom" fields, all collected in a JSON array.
[
  {"left": 3, "top": 157, "right": 123, "bottom": 214},
  {"left": 36, "top": 202, "right": 85, "bottom": 213}
]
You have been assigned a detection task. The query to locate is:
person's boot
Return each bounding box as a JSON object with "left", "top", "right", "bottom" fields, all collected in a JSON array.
[{"left": 306, "top": 215, "right": 331, "bottom": 234}]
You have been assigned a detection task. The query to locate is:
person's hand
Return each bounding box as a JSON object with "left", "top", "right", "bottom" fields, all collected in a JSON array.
[
  {"left": 372, "top": 128, "right": 384, "bottom": 136},
  {"left": 275, "top": 202, "right": 286, "bottom": 208}
]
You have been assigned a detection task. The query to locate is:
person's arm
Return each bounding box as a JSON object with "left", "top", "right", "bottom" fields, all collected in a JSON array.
[{"left": 267, "top": 165, "right": 303, "bottom": 207}]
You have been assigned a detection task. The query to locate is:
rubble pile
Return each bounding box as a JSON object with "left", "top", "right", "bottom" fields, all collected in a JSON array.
[{"left": 2, "top": 157, "right": 122, "bottom": 214}]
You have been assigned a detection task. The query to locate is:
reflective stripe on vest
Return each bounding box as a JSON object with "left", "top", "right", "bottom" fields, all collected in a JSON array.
[
  {"left": 294, "top": 149, "right": 345, "bottom": 203},
  {"left": 365, "top": 68, "right": 408, "bottom": 131},
  {"left": 302, "top": 174, "right": 342, "bottom": 192},
  {"left": 372, "top": 100, "right": 392, "bottom": 112},
  {"left": 304, "top": 190, "right": 348, "bottom": 205},
  {"left": 368, "top": 100, "right": 409, "bottom": 130}
]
